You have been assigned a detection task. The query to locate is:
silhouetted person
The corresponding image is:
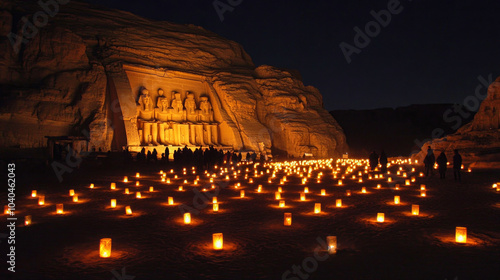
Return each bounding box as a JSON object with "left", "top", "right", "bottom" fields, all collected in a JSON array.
[
  {"left": 436, "top": 151, "right": 447, "bottom": 179},
  {"left": 379, "top": 150, "right": 388, "bottom": 173},
  {"left": 152, "top": 148, "right": 158, "bottom": 162},
  {"left": 424, "top": 146, "right": 435, "bottom": 177},
  {"left": 164, "top": 147, "right": 169, "bottom": 164},
  {"left": 453, "top": 149, "right": 462, "bottom": 181},
  {"left": 369, "top": 151, "right": 378, "bottom": 171}
]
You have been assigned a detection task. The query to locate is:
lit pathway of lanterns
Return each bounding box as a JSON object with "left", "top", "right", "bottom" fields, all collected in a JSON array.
[{"left": 10, "top": 157, "right": 500, "bottom": 279}]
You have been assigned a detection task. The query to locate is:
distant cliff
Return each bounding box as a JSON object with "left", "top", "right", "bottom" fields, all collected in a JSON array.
[{"left": 330, "top": 104, "right": 476, "bottom": 158}]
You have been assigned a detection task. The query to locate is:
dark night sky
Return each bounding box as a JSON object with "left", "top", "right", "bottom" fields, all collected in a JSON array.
[{"left": 79, "top": 0, "right": 500, "bottom": 111}]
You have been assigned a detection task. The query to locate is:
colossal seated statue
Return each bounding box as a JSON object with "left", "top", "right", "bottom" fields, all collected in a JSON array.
[
  {"left": 184, "top": 92, "right": 199, "bottom": 122},
  {"left": 170, "top": 92, "right": 186, "bottom": 122},
  {"left": 199, "top": 96, "right": 214, "bottom": 123},
  {"left": 137, "top": 88, "right": 158, "bottom": 145}
]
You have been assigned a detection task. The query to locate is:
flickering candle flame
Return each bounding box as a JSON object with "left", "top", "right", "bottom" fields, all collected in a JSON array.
[
  {"left": 31, "top": 190, "right": 37, "bottom": 197},
  {"left": 327, "top": 236, "right": 337, "bottom": 254},
  {"left": 420, "top": 190, "right": 426, "bottom": 197},
  {"left": 25, "top": 215, "right": 32, "bottom": 226},
  {"left": 73, "top": 195, "right": 78, "bottom": 202},
  {"left": 377, "top": 213, "right": 385, "bottom": 223},
  {"left": 420, "top": 184, "right": 426, "bottom": 190},
  {"left": 275, "top": 192, "right": 281, "bottom": 200},
  {"left": 395, "top": 184, "right": 400, "bottom": 190},
  {"left": 376, "top": 184, "right": 381, "bottom": 189},
  {"left": 240, "top": 190, "right": 245, "bottom": 198},
  {"left": 279, "top": 200, "right": 285, "bottom": 208},
  {"left": 69, "top": 189, "right": 75, "bottom": 196},
  {"left": 56, "top": 204, "right": 64, "bottom": 214},
  {"left": 111, "top": 199, "right": 116, "bottom": 208},
  {"left": 149, "top": 186, "right": 154, "bottom": 192},
  {"left": 90, "top": 183, "right": 94, "bottom": 189},
  {"left": 212, "top": 197, "right": 217, "bottom": 204},
  {"left": 346, "top": 190, "right": 351, "bottom": 196},
  {"left": 135, "top": 181, "right": 140, "bottom": 186},
  {"left": 278, "top": 186, "right": 283, "bottom": 193},
  {"left": 388, "top": 177, "right": 392, "bottom": 182},
  {"left": 361, "top": 187, "right": 367, "bottom": 193},
  {"left": 110, "top": 183, "right": 116, "bottom": 190},
  {"left": 405, "top": 179, "right": 410, "bottom": 186},
  {"left": 300, "top": 193, "right": 306, "bottom": 201},
  {"left": 167, "top": 178, "right": 171, "bottom": 184},
  {"left": 338, "top": 180, "right": 343, "bottom": 186},
  {"left": 314, "top": 203, "right": 321, "bottom": 213},
  {"left": 213, "top": 233, "right": 223, "bottom": 250},
  {"left": 4, "top": 205, "right": 10, "bottom": 214},
  {"left": 336, "top": 199, "right": 342, "bottom": 207},
  {"left": 99, "top": 238, "right": 112, "bottom": 258},
  {"left": 123, "top": 176, "right": 128, "bottom": 183},
  {"left": 136, "top": 173, "right": 140, "bottom": 178},
  {"left": 412, "top": 204, "right": 419, "bottom": 215},
  {"left": 394, "top": 196, "right": 400, "bottom": 205},
  {"left": 184, "top": 213, "right": 191, "bottom": 224},
  {"left": 125, "top": 188, "right": 129, "bottom": 194},
  {"left": 136, "top": 192, "right": 141, "bottom": 198},
  {"left": 304, "top": 187, "right": 309, "bottom": 193},
  {"left": 321, "top": 189, "right": 326, "bottom": 196},
  {"left": 455, "top": 227, "right": 467, "bottom": 243},
  {"left": 257, "top": 185, "right": 262, "bottom": 193},
  {"left": 38, "top": 195, "right": 45, "bottom": 205},
  {"left": 213, "top": 203, "right": 219, "bottom": 212},
  {"left": 178, "top": 186, "right": 183, "bottom": 191},
  {"left": 284, "top": 213, "right": 292, "bottom": 226}
]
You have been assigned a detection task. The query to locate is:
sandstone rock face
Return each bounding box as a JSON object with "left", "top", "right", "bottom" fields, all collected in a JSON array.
[
  {"left": 413, "top": 76, "right": 500, "bottom": 167},
  {"left": 0, "top": 0, "right": 346, "bottom": 158}
]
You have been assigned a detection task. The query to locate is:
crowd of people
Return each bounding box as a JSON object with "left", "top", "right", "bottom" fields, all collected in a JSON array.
[{"left": 122, "top": 145, "right": 260, "bottom": 169}]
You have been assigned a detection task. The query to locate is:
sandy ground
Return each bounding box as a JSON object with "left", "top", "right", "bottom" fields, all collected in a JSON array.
[{"left": 1, "top": 158, "right": 499, "bottom": 280}]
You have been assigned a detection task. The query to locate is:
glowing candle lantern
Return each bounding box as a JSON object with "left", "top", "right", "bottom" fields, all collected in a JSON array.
[
  {"left": 123, "top": 176, "right": 128, "bottom": 183},
  {"left": 411, "top": 204, "right": 419, "bottom": 215},
  {"left": 135, "top": 172, "right": 140, "bottom": 178},
  {"left": 257, "top": 185, "right": 262, "bottom": 193},
  {"left": 304, "top": 187, "right": 309, "bottom": 193},
  {"left": 209, "top": 178, "right": 213, "bottom": 183},
  {"left": 135, "top": 181, "right": 140, "bottom": 187},
  {"left": 38, "top": 195, "right": 45, "bottom": 205},
  {"left": 420, "top": 190, "right": 426, "bottom": 197},
  {"left": 338, "top": 180, "right": 343, "bottom": 186},
  {"left": 110, "top": 199, "right": 116, "bottom": 208},
  {"left": 4, "top": 205, "right": 10, "bottom": 214},
  {"left": 300, "top": 193, "right": 306, "bottom": 201},
  {"left": 284, "top": 213, "right": 292, "bottom": 226},
  {"left": 149, "top": 186, "right": 154, "bottom": 192},
  {"left": 388, "top": 177, "right": 392, "bottom": 182},
  {"left": 124, "top": 188, "right": 129, "bottom": 194},
  {"left": 420, "top": 184, "right": 426, "bottom": 190},
  {"left": 240, "top": 190, "right": 245, "bottom": 198},
  {"left": 25, "top": 215, "right": 32, "bottom": 226},
  {"left": 90, "top": 183, "right": 94, "bottom": 189},
  {"left": 358, "top": 178, "right": 363, "bottom": 183},
  {"left": 376, "top": 184, "right": 381, "bottom": 189},
  {"left": 31, "top": 190, "right": 37, "bottom": 197},
  {"left": 213, "top": 233, "right": 223, "bottom": 250},
  {"left": 168, "top": 197, "right": 174, "bottom": 205},
  {"left": 167, "top": 178, "right": 171, "bottom": 184},
  {"left": 394, "top": 196, "right": 400, "bottom": 205},
  {"left": 212, "top": 197, "right": 217, "bottom": 204},
  {"left": 279, "top": 200, "right": 285, "bottom": 208},
  {"left": 395, "top": 184, "right": 400, "bottom": 190},
  {"left": 178, "top": 186, "right": 183, "bottom": 191},
  {"left": 314, "top": 203, "right": 321, "bottom": 213},
  {"left": 213, "top": 203, "right": 219, "bottom": 212},
  {"left": 361, "top": 187, "right": 367, "bottom": 193},
  {"left": 275, "top": 192, "right": 281, "bottom": 200},
  {"left": 455, "top": 227, "right": 467, "bottom": 243},
  {"left": 336, "top": 199, "right": 342, "bottom": 207},
  {"left": 56, "top": 204, "right": 64, "bottom": 214},
  {"left": 136, "top": 192, "right": 141, "bottom": 198},
  {"left": 405, "top": 179, "right": 410, "bottom": 186},
  {"left": 321, "top": 189, "right": 326, "bottom": 196},
  {"left": 110, "top": 183, "right": 116, "bottom": 190},
  {"left": 73, "top": 195, "right": 79, "bottom": 202},
  {"left": 184, "top": 213, "right": 191, "bottom": 224},
  {"left": 69, "top": 189, "right": 75, "bottom": 196},
  {"left": 377, "top": 213, "right": 385, "bottom": 223},
  {"left": 346, "top": 190, "right": 351, "bottom": 196},
  {"left": 125, "top": 206, "right": 132, "bottom": 215},
  {"left": 99, "top": 238, "right": 112, "bottom": 258},
  {"left": 326, "top": 236, "right": 337, "bottom": 254},
  {"left": 278, "top": 187, "right": 283, "bottom": 193}
]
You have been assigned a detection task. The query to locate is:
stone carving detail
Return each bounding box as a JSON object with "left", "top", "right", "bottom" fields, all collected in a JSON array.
[{"left": 136, "top": 88, "right": 219, "bottom": 146}]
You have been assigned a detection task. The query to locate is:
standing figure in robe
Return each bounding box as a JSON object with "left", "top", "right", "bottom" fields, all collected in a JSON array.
[{"left": 136, "top": 88, "right": 158, "bottom": 145}]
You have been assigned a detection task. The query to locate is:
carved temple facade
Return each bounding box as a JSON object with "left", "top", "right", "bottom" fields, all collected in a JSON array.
[{"left": 107, "top": 65, "right": 242, "bottom": 153}]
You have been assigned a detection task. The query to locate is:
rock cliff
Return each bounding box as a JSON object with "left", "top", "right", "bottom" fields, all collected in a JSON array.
[
  {"left": 0, "top": 0, "right": 347, "bottom": 158},
  {"left": 413, "top": 76, "right": 500, "bottom": 167}
]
